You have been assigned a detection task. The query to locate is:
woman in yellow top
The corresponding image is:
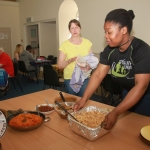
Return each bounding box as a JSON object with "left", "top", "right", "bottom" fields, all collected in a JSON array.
[
  {"left": 14, "top": 44, "right": 23, "bottom": 61},
  {"left": 58, "top": 19, "right": 92, "bottom": 96}
]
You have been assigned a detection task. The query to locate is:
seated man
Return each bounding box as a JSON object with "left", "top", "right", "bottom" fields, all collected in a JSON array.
[
  {"left": 26, "top": 45, "right": 36, "bottom": 58},
  {"left": 20, "top": 45, "right": 37, "bottom": 80},
  {"left": 20, "top": 45, "right": 36, "bottom": 71}
]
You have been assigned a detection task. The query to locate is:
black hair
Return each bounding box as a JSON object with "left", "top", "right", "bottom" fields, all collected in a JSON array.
[
  {"left": 68, "top": 19, "right": 81, "bottom": 30},
  {"left": 105, "top": 9, "right": 135, "bottom": 33},
  {"left": 26, "top": 45, "right": 32, "bottom": 50}
]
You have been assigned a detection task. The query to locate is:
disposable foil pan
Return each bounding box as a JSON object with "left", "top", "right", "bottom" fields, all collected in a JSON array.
[{"left": 67, "top": 106, "right": 110, "bottom": 141}]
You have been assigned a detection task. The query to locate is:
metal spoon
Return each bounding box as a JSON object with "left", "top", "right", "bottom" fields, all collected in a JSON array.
[
  {"left": 36, "top": 105, "right": 40, "bottom": 116},
  {"left": 59, "top": 92, "right": 72, "bottom": 107},
  {"left": 45, "top": 99, "right": 49, "bottom": 106},
  {"left": 44, "top": 116, "right": 51, "bottom": 122},
  {"left": 59, "top": 92, "right": 65, "bottom": 102}
]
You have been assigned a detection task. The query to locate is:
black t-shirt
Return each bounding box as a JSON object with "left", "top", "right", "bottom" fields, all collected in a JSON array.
[{"left": 100, "top": 37, "right": 150, "bottom": 93}]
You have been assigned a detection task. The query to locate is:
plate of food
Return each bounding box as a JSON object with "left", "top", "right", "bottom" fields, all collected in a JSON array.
[
  {"left": 140, "top": 125, "right": 150, "bottom": 145},
  {"left": 36, "top": 104, "right": 55, "bottom": 115},
  {"left": 7, "top": 111, "right": 45, "bottom": 132}
]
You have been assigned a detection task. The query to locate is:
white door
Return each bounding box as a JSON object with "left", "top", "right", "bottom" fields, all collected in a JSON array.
[
  {"left": 0, "top": 28, "right": 12, "bottom": 58},
  {"left": 27, "top": 25, "right": 39, "bottom": 57}
]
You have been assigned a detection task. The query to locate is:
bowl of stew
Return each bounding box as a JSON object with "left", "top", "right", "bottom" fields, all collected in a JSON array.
[{"left": 36, "top": 104, "right": 55, "bottom": 115}]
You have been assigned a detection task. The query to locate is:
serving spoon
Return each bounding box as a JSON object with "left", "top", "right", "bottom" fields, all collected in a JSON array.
[
  {"left": 59, "top": 92, "right": 66, "bottom": 102},
  {"left": 36, "top": 105, "right": 40, "bottom": 116},
  {"left": 55, "top": 100, "right": 78, "bottom": 122},
  {"left": 45, "top": 99, "right": 49, "bottom": 106}
]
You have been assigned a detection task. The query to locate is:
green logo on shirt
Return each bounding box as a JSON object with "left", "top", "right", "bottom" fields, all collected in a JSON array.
[{"left": 112, "top": 60, "right": 132, "bottom": 77}]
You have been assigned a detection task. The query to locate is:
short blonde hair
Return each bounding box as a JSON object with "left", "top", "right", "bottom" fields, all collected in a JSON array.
[{"left": 0, "top": 46, "right": 4, "bottom": 52}]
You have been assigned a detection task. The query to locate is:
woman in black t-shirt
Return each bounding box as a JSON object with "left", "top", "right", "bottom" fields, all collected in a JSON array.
[{"left": 73, "top": 9, "right": 150, "bottom": 130}]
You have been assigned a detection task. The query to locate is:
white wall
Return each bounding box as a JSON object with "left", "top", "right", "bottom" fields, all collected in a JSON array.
[
  {"left": 19, "top": 0, "right": 64, "bottom": 55},
  {"left": 75, "top": 0, "right": 150, "bottom": 53},
  {"left": 0, "top": 1, "right": 20, "bottom": 58},
  {"left": 14, "top": 0, "right": 150, "bottom": 57},
  {"left": 39, "top": 22, "right": 57, "bottom": 57},
  {"left": 59, "top": 0, "right": 78, "bottom": 46}
]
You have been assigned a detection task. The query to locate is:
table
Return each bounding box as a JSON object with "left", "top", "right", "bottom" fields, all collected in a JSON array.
[
  {"left": 0, "top": 99, "right": 88, "bottom": 150},
  {"left": 0, "top": 89, "right": 150, "bottom": 150},
  {"left": 35, "top": 60, "right": 51, "bottom": 65},
  {"left": 30, "top": 60, "right": 52, "bottom": 79}
]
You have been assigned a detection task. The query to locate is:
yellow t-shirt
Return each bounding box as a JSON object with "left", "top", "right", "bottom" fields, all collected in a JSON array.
[{"left": 59, "top": 38, "right": 92, "bottom": 79}]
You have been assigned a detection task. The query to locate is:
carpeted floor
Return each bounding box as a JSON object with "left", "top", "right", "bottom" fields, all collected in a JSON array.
[
  {"left": 0, "top": 77, "right": 63, "bottom": 101},
  {"left": 0, "top": 75, "right": 102, "bottom": 102}
]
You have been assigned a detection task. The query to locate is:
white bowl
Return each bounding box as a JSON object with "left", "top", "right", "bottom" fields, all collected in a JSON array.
[
  {"left": 36, "top": 104, "right": 55, "bottom": 115},
  {"left": 37, "top": 59, "right": 41, "bottom": 61}
]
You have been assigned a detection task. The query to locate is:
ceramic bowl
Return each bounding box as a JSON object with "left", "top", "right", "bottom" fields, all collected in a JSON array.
[
  {"left": 36, "top": 104, "right": 55, "bottom": 115},
  {"left": 54, "top": 102, "right": 75, "bottom": 119},
  {"left": 54, "top": 95, "right": 77, "bottom": 103}
]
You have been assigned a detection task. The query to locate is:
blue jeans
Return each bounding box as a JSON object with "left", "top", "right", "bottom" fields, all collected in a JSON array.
[
  {"left": 64, "top": 78, "right": 89, "bottom": 97},
  {"left": 122, "top": 89, "right": 150, "bottom": 116}
]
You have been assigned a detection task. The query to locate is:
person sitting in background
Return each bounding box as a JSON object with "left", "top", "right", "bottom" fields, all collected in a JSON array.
[
  {"left": 0, "top": 46, "right": 14, "bottom": 92},
  {"left": 0, "top": 46, "right": 14, "bottom": 77},
  {"left": 14, "top": 44, "right": 23, "bottom": 61},
  {"left": 20, "top": 45, "right": 36, "bottom": 71},
  {"left": 26, "top": 45, "right": 36, "bottom": 58}
]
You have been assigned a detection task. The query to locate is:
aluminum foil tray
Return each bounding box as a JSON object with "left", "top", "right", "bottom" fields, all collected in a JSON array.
[{"left": 67, "top": 106, "right": 110, "bottom": 141}]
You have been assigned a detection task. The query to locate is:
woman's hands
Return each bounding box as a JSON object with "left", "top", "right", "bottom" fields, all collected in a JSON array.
[
  {"left": 67, "top": 57, "right": 77, "bottom": 64},
  {"left": 58, "top": 51, "right": 77, "bottom": 69},
  {"left": 103, "top": 109, "right": 119, "bottom": 130},
  {"left": 80, "top": 64, "right": 91, "bottom": 72},
  {"left": 73, "top": 98, "right": 87, "bottom": 112}
]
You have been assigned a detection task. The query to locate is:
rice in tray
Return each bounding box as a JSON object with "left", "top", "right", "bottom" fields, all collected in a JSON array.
[{"left": 67, "top": 106, "right": 111, "bottom": 141}]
